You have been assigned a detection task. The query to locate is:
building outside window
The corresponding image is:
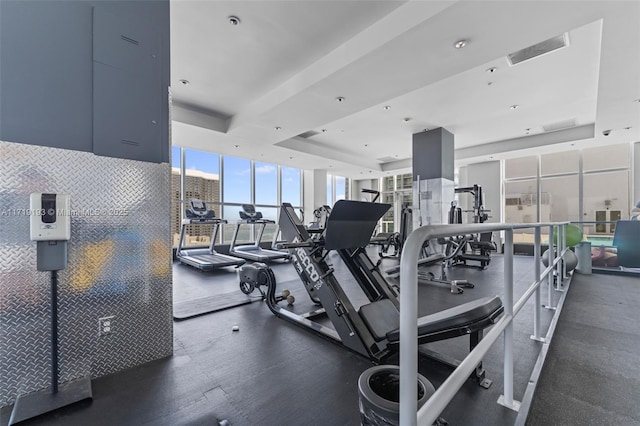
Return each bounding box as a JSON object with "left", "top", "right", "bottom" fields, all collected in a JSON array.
[
  {"left": 171, "top": 147, "right": 303, "bottom": 248},
  {"left": 326, "top": 174, "right": 350, "bottom": 206},
  {"left": 171, "top": 148, "right": 220, "bottom": 247}
]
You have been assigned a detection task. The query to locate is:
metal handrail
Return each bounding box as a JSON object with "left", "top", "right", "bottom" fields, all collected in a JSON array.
[{"left": 399, "top": 221, "right": 569, "bottom": 426}]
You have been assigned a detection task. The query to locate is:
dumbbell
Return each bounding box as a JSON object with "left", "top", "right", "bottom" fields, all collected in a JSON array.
[{"left": 276, "top": 289, "right": 295, "bottom": 305}]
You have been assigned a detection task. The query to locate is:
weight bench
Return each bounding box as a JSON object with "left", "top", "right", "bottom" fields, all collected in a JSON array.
[
  {"left": 359, "top": 295, "right": 503, "bottom": 387},
  {"left": 264, "top": 200, "right": 503, "bottom": 387},
  {"left": 370, "top": 232, "right": 401, "bottom": 258}
]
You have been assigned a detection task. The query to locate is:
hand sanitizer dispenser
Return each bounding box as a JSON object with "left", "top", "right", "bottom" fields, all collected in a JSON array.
[
  {"left": 29, "top": 193, "right": 70, "bottom": 271},
  {"left": 30, "top": 193, "right": 71, "bottom": 241}
]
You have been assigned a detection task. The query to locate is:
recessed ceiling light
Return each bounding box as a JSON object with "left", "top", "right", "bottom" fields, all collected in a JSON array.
[
  {"left": 454, "top": 39, "right": 467, "bottom": 49},
  {"left": 234, "top": 145, "right": 239, "bottom": 148},
  {"left": 383, "top": 105, "right": 391, "bottom": 110},
  {"left": 179, "top": 79, "right": 190, "bottom": 85},
  {"left": 625, "top": 126, "right": 632, "bottom": 130},
  {"left": 289, "top": 156, "right": 293, "bottom": 160},
  {"left": 228, "top": 15, "right": 241, "bottom": 26},
  {"left": 486, "top": 67, "right": 498, "bottom": 73},
  {"left": 632, "top": 99, "right": 640, "bottom": 103},
  {"left": 274, "top": 126, "right": 282, "bottom": 130},
  {"left": 510, "top": 105, "right": 520, "bottom": 110},
  {"left": 487, "top": 82, "right": 494, "bottom": 86},
  {"left": 403, "top": 117, "right": 411, "bottom": 123},
  {"left": 364, "top": 144, "right": 368, "bottom": 147},
  {"left": 336, "top": 97, "right": 345, "bottom": 102},
  {"left": 321, "top": 129, "right": 327, "bottom": 133}
]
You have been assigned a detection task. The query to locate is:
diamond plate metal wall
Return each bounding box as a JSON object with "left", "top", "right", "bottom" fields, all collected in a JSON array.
[{"left": 0, "top": 141, "right": 173, "bottom": 406}]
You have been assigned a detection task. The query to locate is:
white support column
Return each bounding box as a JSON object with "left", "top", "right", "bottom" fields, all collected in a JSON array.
[{"left": 303, "top": 169, "right": 328, "bottom": 225}]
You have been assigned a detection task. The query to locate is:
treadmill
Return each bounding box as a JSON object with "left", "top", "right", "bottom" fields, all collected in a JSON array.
[
  {"left": 229, "top": 204, "right": 289, "bottom": 262},
  {"left": 176, "top": 199, "right": 246, "bottom": 270}
]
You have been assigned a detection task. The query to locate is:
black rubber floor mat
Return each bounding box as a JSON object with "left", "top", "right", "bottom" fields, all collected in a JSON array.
[{"left": 173, "top": 292, "right": 261, "bottom": 320}]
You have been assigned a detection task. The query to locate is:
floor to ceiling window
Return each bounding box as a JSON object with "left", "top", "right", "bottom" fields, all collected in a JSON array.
[
  {"left": 222, "top": 156, "right": 252, "bottom": 244},
  {"left": 326, "top": 174, "right": 350, "bottom": 206},
  {"left": 173, "top": 149, "right": 220, "bottom": 247},
  {"left": 503, "top": 143, "right": 633, "bottom": 245},
  {"left": 172, "top": 147, "right": 303, "bottom": 248},
  {"left": 254, "top": 161, "right": 278, "bottom": 242},
  {"left": 171, "top": 146, "right": 182, "bottom": 246}
]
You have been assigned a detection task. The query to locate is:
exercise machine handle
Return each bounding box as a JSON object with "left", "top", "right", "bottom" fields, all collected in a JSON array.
[{"left": 275, "top": 241, "right": 315, "bottom": 249}]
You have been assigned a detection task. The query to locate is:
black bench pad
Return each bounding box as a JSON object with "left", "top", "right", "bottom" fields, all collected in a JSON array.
[
  {"left": 359, "top": 299, "right": 399, "bottom": 341},
  {"left": 370, "top": 233, "right": 395, "bottom": 244},
  {"left": 385, "top": 254, "right": 445, "bottom": 276},
  {"left": 359, "top": 296, "right": 503, "bottom": 343},
  {"left": 387, "top": 296, "right": 503, "bottom": 343}
]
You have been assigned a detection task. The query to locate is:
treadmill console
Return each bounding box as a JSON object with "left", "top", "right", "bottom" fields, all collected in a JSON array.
[
  {"left": 240, "top": 204, "right": 263, "bottom": 221},
  {"left": 186, "top": 199, "right": 216, "bottom": 220}
]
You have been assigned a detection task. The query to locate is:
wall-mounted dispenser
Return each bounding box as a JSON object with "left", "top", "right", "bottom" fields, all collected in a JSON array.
[{"left": 29, "top": 193, "right": 70, "bottom": 271}]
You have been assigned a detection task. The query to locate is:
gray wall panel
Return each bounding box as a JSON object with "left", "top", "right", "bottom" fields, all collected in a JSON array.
[
  {"left": 0, "top": 0, "right": 170, "bottom": 163},
  {"left": 0, "top": 1, "right": 94, "bottom": 152},
  {"left": 0, "top": 141, "right": 173, "bottom": 406},
  {"left": 635, "top": 142, "right": 639, "bottom": 205}
]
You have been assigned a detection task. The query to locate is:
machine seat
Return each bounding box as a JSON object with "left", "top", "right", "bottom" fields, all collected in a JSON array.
[
  {"left": 359, "top": 296, "right": 503, "bottom": 343},
  {"left": 370, "top": 232, "right": 395, "bottom": 244},
  {"left": 387, "top": 296, "right": 503, "bottom": 343},
  {"left": 458, "top": 253, "right": 491, "bottom": 262},
  {"left": 359, "top": 299, "right": 399, "bottom": 341},
  {"left": 469, "top": 232, "right": 497, "bottom": 251}
]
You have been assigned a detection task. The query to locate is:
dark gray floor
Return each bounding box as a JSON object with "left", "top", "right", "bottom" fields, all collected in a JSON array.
[
  {"left": 0, "top": 250, "right": 576, "bottom": 425},
  {"left": 526, "top": 272, "right": 640, "bottom": 426}
]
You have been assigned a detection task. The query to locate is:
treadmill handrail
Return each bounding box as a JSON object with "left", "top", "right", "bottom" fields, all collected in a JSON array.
[
  {"left": 181, "top": 218, "right": 226, "bottom": 225},
  {"left": 236, "top": 218, "right": 275, "bottom": 224}
]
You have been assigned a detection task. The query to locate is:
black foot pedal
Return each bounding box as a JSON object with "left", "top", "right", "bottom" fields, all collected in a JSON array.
[{"left": 478, "top": 378, "right": 492, "bottom": 389}]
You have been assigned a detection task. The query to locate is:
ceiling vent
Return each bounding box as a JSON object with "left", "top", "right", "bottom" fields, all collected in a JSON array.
[
  {"left": 543, "top": 118, "right": 577, "bottom": 133},
  {"left": 377, "top": 156, "right": 397, "bottom": 163},
  {"left": 507, "top": 33, "right": 569, "bottom": 66},
  {"left": 297, "top": 130, "right": 320, "bottom": 139}
]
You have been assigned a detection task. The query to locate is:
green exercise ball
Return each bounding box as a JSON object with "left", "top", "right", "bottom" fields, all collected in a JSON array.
[{"left": 553, "top": 224, "right": 583, "bottom": 247}]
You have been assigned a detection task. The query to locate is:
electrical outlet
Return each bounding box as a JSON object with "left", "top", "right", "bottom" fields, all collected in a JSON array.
[{"left": 98, "top": 316, "right": 115, "bottom": 336}]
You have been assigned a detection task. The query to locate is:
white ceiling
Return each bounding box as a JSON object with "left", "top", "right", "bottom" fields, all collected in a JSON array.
[{"left": 170, "top": 0, "right": 640, "bottom": 179}]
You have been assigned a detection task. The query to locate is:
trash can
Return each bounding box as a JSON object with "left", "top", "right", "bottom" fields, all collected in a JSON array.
[
  {"left": 575, "top": 241, "right": 592, "bottom": 275},
  {"left": 358, "top": 365, "right": 434, "bottom": 426}
]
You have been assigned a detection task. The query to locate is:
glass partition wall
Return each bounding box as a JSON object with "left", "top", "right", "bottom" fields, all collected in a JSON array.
[
  {"left": 172, "top": 146, "right": 303, "bottom": 247},
  {"left": 503, "top": 143, "right": 633, "bottom": 246},
  {"left": 380, "top": 173, "right": 413, "bottom": 234}
]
